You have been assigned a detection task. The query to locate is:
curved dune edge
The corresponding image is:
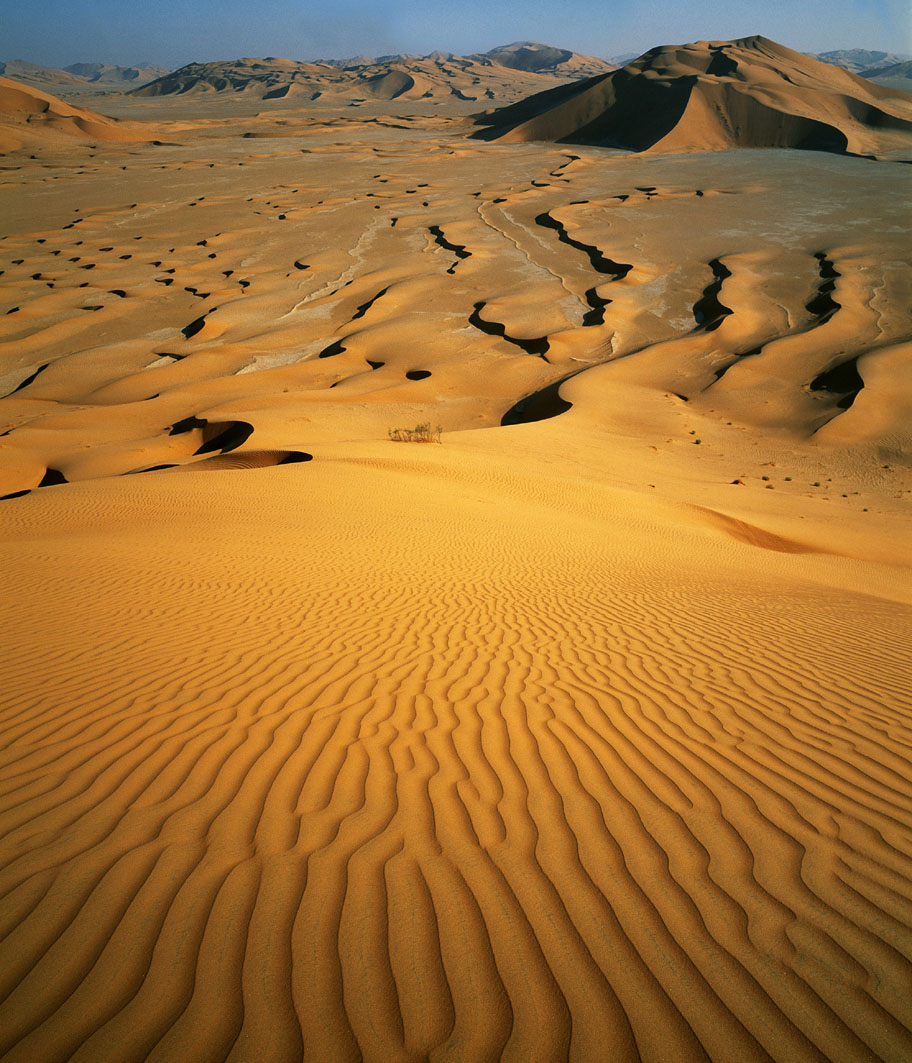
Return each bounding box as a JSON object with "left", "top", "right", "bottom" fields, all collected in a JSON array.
[
  {"left": 690, "top": 505, "right": 832, "bottom": 554},
  {"left": 0, "top": 449, "right": 910, "bottom": 1063},
  {"left": 0, "top": 75, "right": 155, "bottom": 151}
]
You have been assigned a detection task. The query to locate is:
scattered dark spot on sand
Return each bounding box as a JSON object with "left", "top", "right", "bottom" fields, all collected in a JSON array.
[
  {"left": 470, "top": 302, "right": 550, "bottom": 358},
  {"left": 38, "top": 468, "right": 68, "bottom": 488},
  {"left": 693, "top": 258, "right": 733, "bottom": 331},
  {"left": 502, "top": 379, "right": 571, "bottom": 425},
  {"left": 169, "top": 415, "right": 208, "bottom": 435},
  {"left": 181, "top": 315, "right": 208, "bottom": 339},
  {"left": 810, "top": 356, "right": 863, "bottom": 410},
  {"left": 535, "top": 211, "right": 632, "bottom": 279},
  {"left": 194, "top": 420, "right": 254, "bottom": 455},
  {"left": 319, "top": 339, "right": 346, "bottom": 359},
  {"left": 352, "top": 287, "right": 389, "bottom": 321}
]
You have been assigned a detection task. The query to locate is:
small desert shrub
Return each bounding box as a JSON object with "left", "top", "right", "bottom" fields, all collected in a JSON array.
[{"left": 388, "top": 422, "right": 442, "bottom": 444}]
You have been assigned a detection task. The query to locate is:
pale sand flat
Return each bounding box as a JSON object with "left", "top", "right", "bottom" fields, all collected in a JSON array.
[{"left": 0, "top": 73, "right": 910, "bottom": 1062}]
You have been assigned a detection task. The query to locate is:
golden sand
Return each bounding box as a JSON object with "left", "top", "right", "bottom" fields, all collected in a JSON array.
[{"left": 1, "top": 57, "right": 911, "bottom": 1061}]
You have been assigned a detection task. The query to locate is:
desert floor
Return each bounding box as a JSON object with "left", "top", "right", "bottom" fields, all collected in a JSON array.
[{"left": 1, "top": 94, "right": 911, "bottom": 1062}]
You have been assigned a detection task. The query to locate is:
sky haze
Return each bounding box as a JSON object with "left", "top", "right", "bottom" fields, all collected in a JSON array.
[{"left": 1, "top": 0, "right": 909, "bottom": 71}]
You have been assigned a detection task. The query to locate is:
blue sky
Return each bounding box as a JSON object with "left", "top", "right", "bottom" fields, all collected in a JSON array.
[{"left": 1, "top": 0, "right": 909, "bottom": 69}]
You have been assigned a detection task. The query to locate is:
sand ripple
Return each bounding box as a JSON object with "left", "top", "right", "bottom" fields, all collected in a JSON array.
[{"left": 1, "top": 460, "right": 910, "bottom": 1062}]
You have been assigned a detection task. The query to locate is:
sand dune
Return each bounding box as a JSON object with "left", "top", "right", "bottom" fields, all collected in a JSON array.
[
  {"left": 1, "top": 62, "right": 911, "bottom": 1063},
  {"left": 132, "top": 49, "right": 614, "bottom": 106},
  {"left": 473, "top": 35, "right": 912, "bottom": 155},
  {"left": 0, "top": 60, "right": 169, "bottom": 98},
  {"left": 62, "top": 62, "right": 171, "bottom": 86},
  {"left": 476, "top": 41, "right": 615, "bottom": 79},
  {"left": 0, "top": 76, "right": 156, "bottom": 151}
]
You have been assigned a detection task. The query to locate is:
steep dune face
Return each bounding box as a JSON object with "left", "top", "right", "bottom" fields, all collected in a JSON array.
[
  {"left": 474, "top": 35, "right": 912, "bottom": 155},
  {"left": 0, "top": 76, "right": 154, "bottom": 150}
]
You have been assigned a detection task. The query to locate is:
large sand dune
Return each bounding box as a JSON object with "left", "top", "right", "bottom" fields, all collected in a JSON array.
[
  {"left": 132, "top": 49, "right": 614, "bottom": 106},
  {"left": 1, "top": 51, "right": 911, "bottom": 1062},
  {"left": 473, "top": 35, "right": 912, "bottom": 155},
  {"left": 0, "top": 75, "right": 155, "bottom": 151}
]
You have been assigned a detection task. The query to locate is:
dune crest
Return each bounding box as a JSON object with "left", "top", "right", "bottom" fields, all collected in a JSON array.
[{"left": 131, "top": 49, "right": 614, "bottom": 106}]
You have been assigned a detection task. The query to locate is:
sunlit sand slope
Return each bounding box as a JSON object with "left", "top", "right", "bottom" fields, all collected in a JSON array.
[
  {"left": 0, "top": 76, "right": 155, "bottom": 151},
  {"left": 1, "top": 101, "right": 911, "bottom": 1062},
  {"left": 1, "top": 441, "right": 910, "bottom": 1063}
]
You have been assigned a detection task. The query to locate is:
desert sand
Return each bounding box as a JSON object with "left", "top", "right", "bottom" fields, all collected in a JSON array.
[
  {"left": 474, "top": 37, "right": 912, "bottom": 155},
  {"left": 1, "top": 38, "right": 911, "bottom": 1062}
]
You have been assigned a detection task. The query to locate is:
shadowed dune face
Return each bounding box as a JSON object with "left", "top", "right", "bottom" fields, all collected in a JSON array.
[
  {"left": 473, "top": 34, "right": 912, "bottom": 156},
  {"left": 0, "top": 79, "right": 911, "bottom": 1063}
]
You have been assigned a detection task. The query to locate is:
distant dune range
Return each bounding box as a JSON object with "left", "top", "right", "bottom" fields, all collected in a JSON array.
[
  {"left": 129, "top": 45, "right": 615, "bottom": 104},
  {"left": 473, "top": 36, "right": 912, "bottom": 155},
  {"left": 0, "top": 60, "right": 170, "bottom": 96},
  {"left": 1, "top": 34, "right": 911, "bottom": 1063}
]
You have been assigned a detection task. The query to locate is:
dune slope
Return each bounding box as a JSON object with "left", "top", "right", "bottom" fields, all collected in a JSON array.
[
  {"left": 473, "top": 35, "right": 912, "bottom": 155},
  {"left": 0, "top": 75, "right": 154, "bottom": 151}
]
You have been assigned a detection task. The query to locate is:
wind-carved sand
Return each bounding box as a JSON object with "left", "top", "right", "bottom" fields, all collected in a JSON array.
[{"left": 1, "top": 37, "right": 911, "bottom": 1063}]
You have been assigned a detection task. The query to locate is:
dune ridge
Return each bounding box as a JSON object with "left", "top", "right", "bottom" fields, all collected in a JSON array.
[
  {"left": 131, "top": 49, "right": 614, "bottom": 106},
  {"left": 473, "top": 35, "right": 912, "bottom": 156}
]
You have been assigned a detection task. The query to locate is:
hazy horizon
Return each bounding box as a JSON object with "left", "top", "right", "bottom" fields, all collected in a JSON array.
[{"left": 1, "top": 0, "right": 909, "bottom": 71}]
